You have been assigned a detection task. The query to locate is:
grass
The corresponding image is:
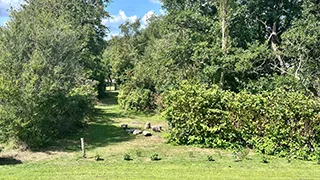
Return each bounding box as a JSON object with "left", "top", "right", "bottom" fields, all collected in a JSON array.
[{"left": 1, "top": 91, "right": 320, "bottom": 179}]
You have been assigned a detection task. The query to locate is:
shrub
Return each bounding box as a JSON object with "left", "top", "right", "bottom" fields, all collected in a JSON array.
[
  {"left": 150, "top": 153, "right": 161, "bottom": 161},
  {"left": 135, "top": 150, "right": 142, "bottom": 157},
  {"left": 164, "top": 81, "right": 238, "bottom": 148},
  {"left": 118, "top": 84, "right": 155, "bottom": 112},
  {"left": 261, "top": 155, "right": 270, "bottom": 163},
  {"left": 123, "top": 153, "right": 132, "bottom": 161},
  {"left": 164, "top": 81, "right": 320, "bottom": 160},
  {"left": 0, "top": 20, "right": 96, "bottom": 148},
  {"left": 94, "top": 154, "right": 104, "bottom": 161},
  {"left": 232, "top": 149, "right": 250, "bottom": 162},
  {"left": 207, "top": 155, "right": 215, "bottom": 162}
]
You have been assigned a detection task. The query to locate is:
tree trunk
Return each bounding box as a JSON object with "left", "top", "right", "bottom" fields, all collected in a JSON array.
[
  {"left": 218, "top": 0, "right": 229, "bottom": 89},
  {"left": 221, "top": 0, "right": 228, "bottom": 54},
  {"left": 270, "top": 22, "right": 285, "bottom": 73}
]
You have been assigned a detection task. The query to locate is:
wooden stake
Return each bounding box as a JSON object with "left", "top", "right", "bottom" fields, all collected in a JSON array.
[{"left": 81, "top": 138, "right": 86, "bottom": 158}]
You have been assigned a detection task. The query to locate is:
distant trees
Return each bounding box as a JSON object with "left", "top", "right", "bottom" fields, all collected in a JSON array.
[
  {"left": 0, "top": 0, "right": 109, "bottom": 148},
  {"left": 107, "top": 0, "right": 319, "bottom": 111},
  {"left": 103, "top": 0, "right": 320, "bottom": 159}
]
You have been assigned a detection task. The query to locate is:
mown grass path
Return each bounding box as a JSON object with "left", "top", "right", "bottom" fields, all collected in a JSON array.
[{"left": 1, "top": 91, "right": 320, "bottom": 179}]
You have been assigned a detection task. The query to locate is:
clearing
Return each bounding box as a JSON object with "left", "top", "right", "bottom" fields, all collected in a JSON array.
[{"left": 0, "top": 91, "right": 320, "bottom": 180}]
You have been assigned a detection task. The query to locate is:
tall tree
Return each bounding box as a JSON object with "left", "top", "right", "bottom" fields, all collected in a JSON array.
[
  {"left": 281, "top": 0, "right": 320, "bottom": 94},
  {"left": 240, "top": 0, "right": 303, "bottom": 74},
  {"left": 19, "top": 0, "right": 110, "bottom": 97},
  {"left": 0, "top": 0, "right": 109, "bottom": 148}
]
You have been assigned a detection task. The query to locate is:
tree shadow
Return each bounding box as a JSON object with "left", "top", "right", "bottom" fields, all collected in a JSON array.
[
  {"left": 99, "top": 91, "right": 119, "bottom": 105},
  {"left": 44, "top": 95, "right": 136, "bottom": 152},
  {"left": 0, "top": 157, "right": 22, "bottom": 166},
  {"left": 41, "top": 90, "right": 155, "bottom": 153},
  {"left": 82, "top": 108, "right": 136, "bottom": 150}
]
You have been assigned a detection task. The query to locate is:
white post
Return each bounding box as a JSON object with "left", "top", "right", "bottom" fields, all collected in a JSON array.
[{"left": 81, "top": 138, "right": 86, "bottom": 158}]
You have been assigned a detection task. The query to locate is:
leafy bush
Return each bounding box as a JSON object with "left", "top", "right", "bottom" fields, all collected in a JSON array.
[
  {"left": 150, "top": 153, "right": 161, "bottom": 161},
  {"left": 164, "top": 81, "right": 320, "bottom": 160},
  {"left": 207, "top": 155, "right": 215, "bottom": 162},
  {"left": 118, "top": 84, "right": 155, "bottom": 112},
  {"left": 94, "top": 154, "right": 104, "bottom": 161},
  {"left": 232, "top": 149, "right": 250, "bottom": 162},
  {"left": 0, "top": 7, "right": 96, "bottom": 148},
  {"left": 123, "top": 153, "right": 132, "bottom": 161},
  {"left": 135, "top": 150, "right": 142, "bottom": 157},
  {"left": 164, "top": 81, "right": 238, "bottom": 148},
  {"left": 261, "top": 155, "right": 270, "bottom": 163}
]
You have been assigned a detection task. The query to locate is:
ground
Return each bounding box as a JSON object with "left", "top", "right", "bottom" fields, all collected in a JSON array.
[{"left": 1, "top": 91, "right": 320, "bottom": 179}]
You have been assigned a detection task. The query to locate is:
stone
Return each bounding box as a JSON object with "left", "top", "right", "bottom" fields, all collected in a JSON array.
[
  {"left": 143, "top": 131, "right": 152, "bottom": 136},
  {"left": 152, "top": 126, "right": 162, "bottom": 132},
  {"left": 121, "top": 124, "right": 128, "bottom": 130},
  {"left": 133, "top": 130, "right": 142, "bottom": 135},
  {"left": 145, "top": 122, "right": 151, "bottom": 129},
  {"left": 126, "top": 129, "right": 135, "bottom": 133}
]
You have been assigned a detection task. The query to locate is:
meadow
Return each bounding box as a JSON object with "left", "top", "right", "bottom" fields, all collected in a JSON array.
[{"left": 1, "top": 92, "right": 320, "bottom": 180}]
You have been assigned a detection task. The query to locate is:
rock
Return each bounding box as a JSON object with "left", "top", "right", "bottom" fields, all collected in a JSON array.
[
  {"left": 143, "top": 131, "right": 152, "bottom": 136},
  {"left": 126, "top": 129, "right": 135, "bottom": 133},
  {"left": 145, "top": 122, "right": 151, "bottom": 129},
  {"left": 133, "top": 130, "right": 142, "bottom": 135},
  {"left": 152, "top": 126, "right": 162, "bottom": 132},
  {"left": 121, "top": 124, "right": 128, "bottom": 130}
]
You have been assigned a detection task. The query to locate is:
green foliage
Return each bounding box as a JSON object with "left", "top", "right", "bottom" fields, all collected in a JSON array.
[
  {"left": 94, "top": 154, "right": 104, "bottom": 161},
  {"left": 150, "top": 153, "right": 161, "bottom": 161},
  {"left": 317, "top": 151, "right": 320, "bottom": 164},
  {"left": 0, "top": 0, "right": 99, "bottom": 148},
  {"left": 118, "top": 83, "right": 155, "bottom": 112},
  {"left": 135, "top": 150, "right": 142, "bottom": 157},
  {"left": 164, "top": 81, "right": 236, "bottom": 148},
  {"left": 165, "top": 81, "right": 320, "bottom": 160},
  {"left": 261, "top": 155, "right": 270, "bottom": 164},
  {"left": 232, "top": 149, "right": 250, "bottom": 162},
  {"left": 207, "top": 155, "right": 215, "bottom": 162},
  {"left": 123, "top": 153, "right": 132, "bottom": 161}
]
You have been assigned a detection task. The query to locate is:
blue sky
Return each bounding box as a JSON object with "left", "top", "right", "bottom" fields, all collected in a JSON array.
[
  {"left": 0, "top": 0, "right": 25, "bottom": 25},
  {"left": 106, "top": 0, "right": 163, "bottom": 38},
  {"left": 0, "top": 0, "right": 163, "bottom": 38}
]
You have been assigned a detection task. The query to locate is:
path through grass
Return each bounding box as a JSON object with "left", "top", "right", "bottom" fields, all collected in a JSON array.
[{"left": 1, "top": 91, "right": 320, "bottom": 179}]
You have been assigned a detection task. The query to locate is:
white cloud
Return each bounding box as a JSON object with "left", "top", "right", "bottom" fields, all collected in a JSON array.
[
  {"left": 105, "top": 31, "right": 120, "bottom": 40},
  {"left": 160, "top": 9, "right": 167, "bottom": 15},
  {"left": 104, "top": 10, "right": 160, "bottom": 38},
  {"left": 141, "top": 10, "right": 156, "bottom": 29},
  {"left": 0, "top": 0, "right": 24, "bottom": 8},
  {"left": 104, "top": 10, "right": 138, "bottom": 26},
  {"left": 0, "top": 0, "right": 25, "bottom": 17},
  {"left": 148, "top": 0, "right": 162, "bottom": 5}
]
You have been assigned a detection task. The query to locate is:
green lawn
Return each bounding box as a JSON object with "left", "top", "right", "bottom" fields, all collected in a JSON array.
[{"left": 1, "top": 91, "right": 320, "bottom": 180}]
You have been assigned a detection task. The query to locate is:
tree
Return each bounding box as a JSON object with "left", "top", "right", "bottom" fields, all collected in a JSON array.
[
  {"left": 281, "top": 0, "right": 320, "bottom": 95},
  {"left": 19, "top": 0, "right": 110, "bottom": 98},
  {"left": 0, "top": 0, "right": 109, "bottom": 148},
  {"left": 238, "top": 0, "right": 303, "bottom": 74}
]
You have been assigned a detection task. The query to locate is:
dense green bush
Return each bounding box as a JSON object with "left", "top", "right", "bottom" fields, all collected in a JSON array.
[
  {"left": 164, "top": 81, "right": 320, "bottom": 160},
  {"left": 0, "top": 3, "right": 96, "bottom": 148},
  {"left": 118, "top": 84, "right": 155, "bottom": 112}
]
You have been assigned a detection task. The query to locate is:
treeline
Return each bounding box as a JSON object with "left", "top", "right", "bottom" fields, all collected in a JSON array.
[
  {"left": 106, "top": 0, "right": 320, "bottom": 159},
  {"left": 0, "top": 0, "right": 110, "bottom": 148}
]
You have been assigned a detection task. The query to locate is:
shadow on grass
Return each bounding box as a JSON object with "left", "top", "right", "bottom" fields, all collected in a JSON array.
[
  {"left": 98, "top": 91, "right": 157, "bottom": 119},
  {"left": 0, "top": 157, "right": 22, "bottom": 166},
  {"left": 46, "top": 110, "right": 135, "bottom": 152},
  {"left": 45, "top": 91, "right": 135, "bottom": 152},
  {"left": 43, "top": 91, "right": 157, "bottom": 152},
  {"left": 99, "top": 91, "right": 119, "bottom": 105}
]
